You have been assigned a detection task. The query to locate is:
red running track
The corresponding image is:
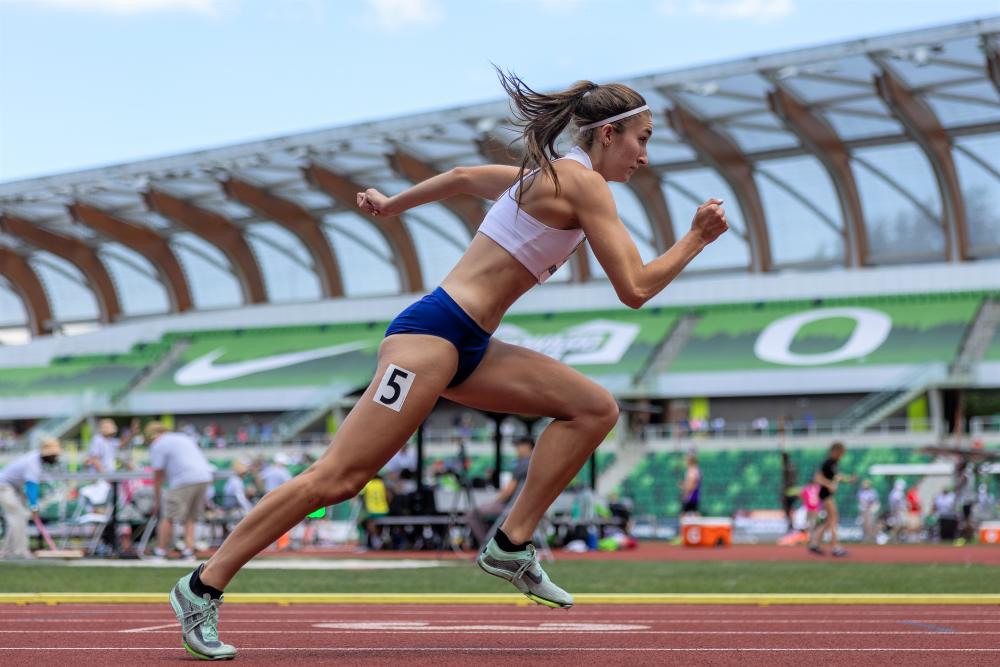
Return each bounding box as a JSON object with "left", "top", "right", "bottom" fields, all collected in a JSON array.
[
  {"left": 259, "top": 542, "right": 1000, "bottom": 565},
  {"left": 2, "top": 603, "right": 1000, "bottom": 666}
]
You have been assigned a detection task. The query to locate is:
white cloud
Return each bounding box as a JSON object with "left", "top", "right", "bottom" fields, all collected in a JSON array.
[
  {"left": 363, "top": 0, "right": 443, "bottom": 33},
  {"left": 0, "top": 0, "right": 233, "bottom": 16},
  {"left": 659, "top": 0, "right": 795, "bottom": 23}
]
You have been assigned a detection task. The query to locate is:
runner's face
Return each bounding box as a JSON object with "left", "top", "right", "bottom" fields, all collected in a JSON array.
[{"left": 605, "top": 114, "right": 652, "bottom": 183}]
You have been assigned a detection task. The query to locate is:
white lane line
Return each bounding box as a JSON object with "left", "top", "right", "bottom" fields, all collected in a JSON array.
[
  {"left": 7, "top": 617, "right": 1000, "bottom": 625},
  {"left": 4, "top": 610, "right": 999, "bottom": 618},
  {"left": 119, "top": 622, "right": 179, "bottom": 633},
  {"left": 2, "top": 629, "right": 999, "bottom": 636},
  {"left": 1, "top": 647, "right": 1000, "bottom": 652}
]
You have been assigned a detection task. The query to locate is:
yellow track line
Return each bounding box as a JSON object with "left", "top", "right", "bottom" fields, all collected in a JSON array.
[{"left": 2, "top": 593, "right": 999, "bottom": 605}]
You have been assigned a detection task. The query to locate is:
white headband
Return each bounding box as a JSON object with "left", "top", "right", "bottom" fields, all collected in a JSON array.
[{"left": 577, "top": 105, "right": 650, "bottom": 131}]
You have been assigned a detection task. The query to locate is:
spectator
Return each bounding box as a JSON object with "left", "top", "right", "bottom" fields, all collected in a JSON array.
[
  {"left": 259, "top": 453, "right": 293, "bottom": 495},
  {"left": 975, "top": 484, "right": 996, "bottom": 520},
  {"left": 358, "top": 474, "right": 391, "bottom": 550},
  {"left": 933, "top": 487, "right": 958, "bottom": 541},
  {"left": 85, "top": 418, "right": 119, "bottom": 474},
  {"left": 888, "top": 479, "right": 908, "bottom": 542},
  {"left": 147, "top": 421, "right": 214, "bottom": 559},
  {"left": 465, "top": 437, "right": 534, "bottom": 548},
  {"left": 808, "top": 441, "right": 855, "bottom": 557},
  {"left": 955, "top": 461, "right": 977, "bottom": 540},
  {"left": 857, "top": 479, "right": 880, "bottom": 542},
  {"left": 801, "top": 482, "right": 822, "bottom": 536},
  {"left": 905, "top": 484, "right": 923, "bottom": 542},
  {"left": 680, "top": 452, "right": 701, "bottom": 516},
  {"left": 780, "top": 452, "right": 798, "bottom": 533},
  {"left": 220, "top": 460, "right": 253, "bottom": 515},
  {"left": 0, "top": 437, "right": 61, "bottom": 560}
]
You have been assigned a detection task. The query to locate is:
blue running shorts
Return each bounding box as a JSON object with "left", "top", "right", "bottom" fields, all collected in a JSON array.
[{"left": 385, "top": 287, "right": 491, "bottom": 387}]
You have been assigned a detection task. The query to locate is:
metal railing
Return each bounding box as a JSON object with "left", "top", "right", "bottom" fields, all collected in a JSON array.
[{"left": 638, "top": 416, "right": 942, "bottom": 441}]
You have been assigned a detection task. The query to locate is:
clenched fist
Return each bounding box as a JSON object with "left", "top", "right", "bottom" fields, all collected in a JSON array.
[
  {"left": 691, "top": 198, "right": 729, "bottom": 245},
  {"left": 356, "top": 188, "right": 394, "bottom": 216}
]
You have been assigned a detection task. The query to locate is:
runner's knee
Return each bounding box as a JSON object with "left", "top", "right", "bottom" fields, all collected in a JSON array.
[
  {"left": 299, "top": 469, "right": 370, "bottom": 508},
  {"left": 577, "top": 389, "right": 619, "bottom": 433}
]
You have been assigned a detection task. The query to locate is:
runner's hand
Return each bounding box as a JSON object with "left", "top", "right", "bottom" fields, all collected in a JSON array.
[
  {"left": 356, "top": 188, "right": 394, "bottom": 216},
  {"left": 691, "top": 199, "right": 728, "bottom": 245}
]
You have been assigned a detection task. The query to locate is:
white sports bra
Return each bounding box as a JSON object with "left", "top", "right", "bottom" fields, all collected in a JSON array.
[{"left": 477, "top": 146, "right": 590, "bottom": 283}]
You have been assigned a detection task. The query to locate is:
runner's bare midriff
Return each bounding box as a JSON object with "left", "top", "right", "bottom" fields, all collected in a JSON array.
[
  {"left": 440, "top": 161, "right": 586, "bottom": 333},
  {"left": 439, "top": 233, "right": 537, "bottom": 333}
]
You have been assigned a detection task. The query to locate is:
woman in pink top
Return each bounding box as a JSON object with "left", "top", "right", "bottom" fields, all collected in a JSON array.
[{"left": 167, "top": 70, "right": 728, "bottom": 659}]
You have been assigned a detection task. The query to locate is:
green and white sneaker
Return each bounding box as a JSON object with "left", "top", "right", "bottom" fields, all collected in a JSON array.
[
  {"left": 169, "top": 571, "right": 237, "bottom": 660},
  {"left": 476, "top": 539, "right": 573, "bottom": 608}
]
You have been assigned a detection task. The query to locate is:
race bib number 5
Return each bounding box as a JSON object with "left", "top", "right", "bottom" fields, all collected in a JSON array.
[{"left": 374, "top": 364, "right": 415, "bottom": 412}]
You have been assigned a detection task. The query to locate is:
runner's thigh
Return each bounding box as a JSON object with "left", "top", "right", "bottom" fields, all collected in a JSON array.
[
  {"left": 442, "top": 338, "right": 616, "bottom": 420},
  {"left": 313, "top": 334, "right": 458, "bottom": 476}
]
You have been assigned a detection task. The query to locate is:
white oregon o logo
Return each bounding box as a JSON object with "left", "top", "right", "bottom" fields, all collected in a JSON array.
[{"left": 754, "top": 307, "right": 892, "bottom": 366}]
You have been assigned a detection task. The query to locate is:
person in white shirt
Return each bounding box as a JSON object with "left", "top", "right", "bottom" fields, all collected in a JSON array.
[
  {"left": 933, "top": 487, "right": 959, "bottom": 541},
  {"left": 856, "top": 479, "right": 880, "bottom": 542},
  {"left": 85, "top": 418, "right": 120, "bottom": 474},
  {"left": 258, "top": 454, "right": 292, "bottom": 495},
  {"left": 221, "top": 460, "right": 253, "bottom": 514},
  {"left": 0, "top": 438, "right": 61, "bottom": 559},
  {"left": 147, "top": 422, "right": 214, "bottom": 558}
]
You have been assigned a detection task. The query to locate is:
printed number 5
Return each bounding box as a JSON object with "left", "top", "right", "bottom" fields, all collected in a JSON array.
[{"left": 378, "top": 368, "right": 409, "bottom": 405}]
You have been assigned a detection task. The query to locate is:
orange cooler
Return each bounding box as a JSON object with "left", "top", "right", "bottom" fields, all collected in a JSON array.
[
  {"left": 980, "top": 521, "right": 1000, "bottom": 545},
  {"left": 681, "top": 517, "right": 733, "bottom": 547}
]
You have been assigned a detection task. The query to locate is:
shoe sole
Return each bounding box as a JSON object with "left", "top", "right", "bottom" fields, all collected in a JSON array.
[
  {"left": 476, "top": 557, "right": 573, "bottom": 609},
  {"left": 183, "top": 640, "right": 234, "bottom": 661},
  {"left": 169, "top": 589, "right": 236, "bottom": 661}
]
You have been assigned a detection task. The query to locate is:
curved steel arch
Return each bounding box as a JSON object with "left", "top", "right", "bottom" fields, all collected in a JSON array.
[
  {"left": 389, "top": 150, "right": 484, "bottom": 238},
  {"left": 144, "top": 188, "right": 268, "bottom": 304},
  {"left": 0, "top": 246, "right": 53, "bottom": 336},
  {"left": 767, "top": 85, "right": 867, "bottom": 267},
  {"left": 0, "top": 213, "right": 121, "bottom": 323},
  {"left": 986, "top": 40, "right": 1000, "bottom": 97},
  {"left": 875, "top": 68, "right": 968, "bottom": 262},
  {"left": 303, "top": 163, "right": 425, "bottom": 293},
  {"left": 626, "top": 168, "right": 675, "bottom": 253},
  {"left": 222, "top": 178, "right": 345, "bottom": 298},
  {"left": 69, "top": 201, "right": 194, "bottom": 313},
  {"left": 666, "top": 105, "right": 772, "bottom": 272}
]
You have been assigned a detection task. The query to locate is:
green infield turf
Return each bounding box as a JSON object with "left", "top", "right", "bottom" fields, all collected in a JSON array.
[{"left": 0, "top": 560, "right": 997, "bottom": 595}]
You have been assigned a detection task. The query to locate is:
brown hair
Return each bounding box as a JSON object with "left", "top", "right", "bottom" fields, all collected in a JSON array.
[
  {"left": 495, "top": 68, "right": 648, "bottom": 203},
  {"left": 830, "top": 441, "right": 846, "bottom": 455}
]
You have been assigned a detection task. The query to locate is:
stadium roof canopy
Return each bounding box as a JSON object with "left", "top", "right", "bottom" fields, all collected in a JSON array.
[{"left": 1, "top": 18, "right": 999, "bottom": 339}]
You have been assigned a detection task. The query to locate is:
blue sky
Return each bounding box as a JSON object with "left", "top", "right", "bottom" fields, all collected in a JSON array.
[{"left": 0, "top": 0, "right": 996, "bottom": 183}]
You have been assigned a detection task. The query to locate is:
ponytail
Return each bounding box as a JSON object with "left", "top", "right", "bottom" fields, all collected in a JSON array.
[
  {"left": 495, "top": 67, "right": 596, "bottom": 204},
  {"left": 494, "top": 67, "right": 649, "bottom": 204}
]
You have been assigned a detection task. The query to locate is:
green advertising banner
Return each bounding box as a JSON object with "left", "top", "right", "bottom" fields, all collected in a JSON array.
[
  {"left": 145, "top": 324, "right": 388, "bottom": 392},
  {"left": 670, "top": 295, "right": 982, "bottom": 372}
]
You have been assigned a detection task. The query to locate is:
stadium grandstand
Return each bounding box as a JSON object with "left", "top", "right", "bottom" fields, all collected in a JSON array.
[{"left": 1, "top": 17, "right": 999, "bottom": 545}]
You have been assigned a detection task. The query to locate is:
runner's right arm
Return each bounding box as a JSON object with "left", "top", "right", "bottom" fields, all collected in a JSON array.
[{"left": 356, "top": 165, "right": 521, "bottom": 216}]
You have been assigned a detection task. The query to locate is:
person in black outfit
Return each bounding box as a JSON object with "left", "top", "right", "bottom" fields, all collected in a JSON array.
[
  {"left": 780, "top": 452, "right": 798, "bottom": 534},
  {"left": 808, "top": 442, "right": 855, "bottom": 557}
]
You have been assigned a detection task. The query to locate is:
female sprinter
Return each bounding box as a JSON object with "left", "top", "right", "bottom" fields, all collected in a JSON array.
[{"left": 168, "top": 72, "right": 728, "bottom": 660}]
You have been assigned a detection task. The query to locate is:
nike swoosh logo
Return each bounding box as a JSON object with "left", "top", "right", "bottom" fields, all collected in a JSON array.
[{"left": 173, "top": 341, "right": 372, "bottom": 386}]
